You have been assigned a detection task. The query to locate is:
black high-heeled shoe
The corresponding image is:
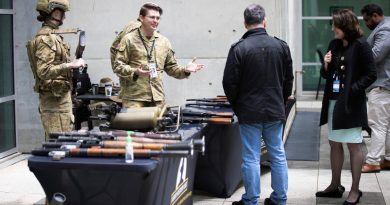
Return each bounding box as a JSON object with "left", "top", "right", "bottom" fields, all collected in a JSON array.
[
  {"left": 343, "top": 190, "right": 363, "bottom": 205},
  {"left": 315, "top": 185, "right": 345, "bottom": 198}
]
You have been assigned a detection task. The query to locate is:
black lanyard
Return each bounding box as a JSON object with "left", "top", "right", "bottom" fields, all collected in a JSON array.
[{"left": 138, "top": 29, "right": 155, "bottom": 62}]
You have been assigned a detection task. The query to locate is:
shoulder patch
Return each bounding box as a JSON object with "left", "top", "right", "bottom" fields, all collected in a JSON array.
[{"left": 117, "top": 42, "right": 126, "bottom": 51}]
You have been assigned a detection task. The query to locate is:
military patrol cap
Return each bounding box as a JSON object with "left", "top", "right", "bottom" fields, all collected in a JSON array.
[{"left": 36, "top": 0, "right": 70, "bottom": 15}]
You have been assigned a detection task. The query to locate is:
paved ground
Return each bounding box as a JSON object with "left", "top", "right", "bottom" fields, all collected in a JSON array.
[{"left": 0, "top": 102, "right": 389, "bottom": 204}]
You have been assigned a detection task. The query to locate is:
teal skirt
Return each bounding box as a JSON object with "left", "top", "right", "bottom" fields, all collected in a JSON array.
[{"left": 328, "top": 100, "right": 362, "bottom": 143}]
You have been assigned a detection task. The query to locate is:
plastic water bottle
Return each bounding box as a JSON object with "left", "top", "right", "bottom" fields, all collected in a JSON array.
[{"left": 125, "top": 131, "right": 134, "bottom": 163}]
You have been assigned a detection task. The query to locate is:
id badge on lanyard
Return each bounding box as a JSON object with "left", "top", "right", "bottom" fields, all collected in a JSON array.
[
  {"left": 333, "top": 74, "right": 340, "bottom": 93},
  {"left": 148, "top": 62, "right": 157, "bottom": 79}
]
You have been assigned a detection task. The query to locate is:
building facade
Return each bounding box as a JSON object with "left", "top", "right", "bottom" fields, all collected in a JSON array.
[{"left": 0, "top": 0, "right": 388, "bottom": 157}]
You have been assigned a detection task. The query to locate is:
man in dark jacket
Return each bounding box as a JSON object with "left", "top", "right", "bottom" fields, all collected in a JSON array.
[{"left": 223, "top": 4, "right": 294, "bottom": 205}]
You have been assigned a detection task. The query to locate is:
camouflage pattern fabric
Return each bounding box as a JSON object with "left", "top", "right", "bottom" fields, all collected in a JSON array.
[
  {"left": 122, "top": 100, "right": 165, "bottom": 109},
  {"left": 113, "top": 28, "right": 190, "bottom": 102},
  {"left": 110, "top": 20, "right": 142, "bottom": 68},
  {"left": 28, "top": 24, "right": 74, "bottom": 139}
]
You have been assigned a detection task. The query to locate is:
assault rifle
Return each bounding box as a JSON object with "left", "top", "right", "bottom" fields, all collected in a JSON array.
[
  {"left": 55, "top": 135, "right": 180, "bottom": 144},
  {"left": 181, "top": 109, "right": 233, "bottom": 118},
  {"left": 186, "top": 97, "right": 228, "bottom": 103},
  {"left": 48, "top": 130, "right": 182, "bottom": 140},
  {"left": 185, "top": 101, "right": 231, "bottom": 108}
]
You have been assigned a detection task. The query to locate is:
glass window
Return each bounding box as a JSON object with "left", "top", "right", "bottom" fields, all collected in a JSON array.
[
  {"left": 0, "top": 101, "right": 16, "bottom": 153},
  {"left": 0, "top": 0, "right": 12, "bottom": 9},
  {"left": 303, "top": 0, "right": 390, "bottom": 17},
  {"left": 303, "top": 65, "right": 325, "bottom": 91},
  {"left": 0, "top": 14, "right": 14, "bottom": 97},
  {"left": 302, "top": 0, "right": 390, "bottom": 92},
  {"left": 302, "top": 20, "right": 333, "bottom": 63}
]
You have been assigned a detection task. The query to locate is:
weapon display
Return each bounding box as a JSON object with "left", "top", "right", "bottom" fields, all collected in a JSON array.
[
  {"left": 48, "top": 130, "right": 182, "bottom": 140},
  {"left": 55, "top": 135, "right": 180, "bottom": 144},
  {"left": 32, "top": 148, "right": 192, "bottom": 159},
  {"left": 42, "top": 138, "right": 204, "bottom": 152},
  {"left": 186, "top": 97, "right": 228, "bottom": 103},
  {"left": 33, "top": 130, "right": 205, "bottom": 160},
  {"left": 180, "top": 117, "right": 232, "bottom": 125},
  {"left": 89, "top": 104, "right": 234, "bottom": 131},
  {"left": 181, "top": 109, "right": 233, "bottom": 118},
  {"left": 185, "top": 102, "right": 231, "bottom": 108}
]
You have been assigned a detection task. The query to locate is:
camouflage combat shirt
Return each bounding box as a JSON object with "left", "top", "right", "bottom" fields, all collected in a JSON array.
[
  {"left": 33, "top": 24, "right": 73, "bottom": 112},
  {"left": 113, "top": 27, "right": 190, "bottom": 102}
]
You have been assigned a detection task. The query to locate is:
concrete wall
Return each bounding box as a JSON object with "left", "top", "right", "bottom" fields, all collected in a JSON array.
[{"left": 15, "top": 0, "right": 290, "bottom": 152}]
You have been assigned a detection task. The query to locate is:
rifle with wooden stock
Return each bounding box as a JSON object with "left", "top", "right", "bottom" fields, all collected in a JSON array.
[
  {"left": 186, "top": 97, "right": 228, "bottom": 103},
  {"left": 181, "top": 109, "right": 233, "bottom": 118},
  {"left": 185, "top": 101, "right": 231, "bottom": 108},
  {"left": 42, "top": 138, "right": 205, "bottom": 152},
  {"left": 181, "top": 116, "right": 233, "bottom": 125},
  {"left": 49, "top": 130, "right": 182, "bottom": 140},
  {"left": 32, "top": 148, "right": 192, "bottom": 159},
  {"left": 55, "top": 135, "right": 180, "bottom": 144}
]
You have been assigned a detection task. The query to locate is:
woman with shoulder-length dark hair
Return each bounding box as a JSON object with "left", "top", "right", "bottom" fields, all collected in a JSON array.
[{"left": 315, "top": 9, "right": 376, "bottom": 205}]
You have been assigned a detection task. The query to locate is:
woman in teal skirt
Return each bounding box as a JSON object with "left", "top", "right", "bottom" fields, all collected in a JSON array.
[{"left": 316, "top": 9, "right": 376, "bottom": 205}]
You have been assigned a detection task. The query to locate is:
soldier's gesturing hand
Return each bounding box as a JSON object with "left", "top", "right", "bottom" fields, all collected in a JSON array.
[
  {"left": 66, "top": 58, "right": 86, "bottom": 69},
  {"left": 185, "top": 57, "right": 204, "bottom": 73},
  {"left": 135, "top": 65, "right": 150, "bottom": 77}
]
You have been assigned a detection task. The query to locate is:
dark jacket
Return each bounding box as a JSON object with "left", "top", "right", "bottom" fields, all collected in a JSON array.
[
  {"left": 222, "top": 28, "right": 294, "bottom": 123},
  {"left": 319, "top": 38, "right": 377, "bottom": 130}
]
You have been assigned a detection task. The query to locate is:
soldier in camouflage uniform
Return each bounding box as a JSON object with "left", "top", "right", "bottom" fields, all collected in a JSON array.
[
  {"left": 113, "top": 3, "right": 204, "bottom": 109},
  {"left": 27, "top": 0, "right": 86, "bottom": 139}
]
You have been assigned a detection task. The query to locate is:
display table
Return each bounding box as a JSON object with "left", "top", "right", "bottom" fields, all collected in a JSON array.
[
  {"left": 28, "top": 124, "right": 204, "bottom": 205},
  {"left": 190, "top": 98, "right": 296, "bottom": 198}
]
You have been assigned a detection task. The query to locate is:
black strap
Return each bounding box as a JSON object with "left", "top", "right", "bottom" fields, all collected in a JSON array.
[{"left": 138, "top": 29, "right": 155, "bottom": 62}]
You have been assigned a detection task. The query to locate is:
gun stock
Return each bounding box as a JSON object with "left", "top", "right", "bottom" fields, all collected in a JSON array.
[{"left": 183, "top": 117, "right": 232, "bottom": 125}]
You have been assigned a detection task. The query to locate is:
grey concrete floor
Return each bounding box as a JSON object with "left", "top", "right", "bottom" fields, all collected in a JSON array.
[{"left": 1, "top": 120, "right": 390, "bottom": 204}]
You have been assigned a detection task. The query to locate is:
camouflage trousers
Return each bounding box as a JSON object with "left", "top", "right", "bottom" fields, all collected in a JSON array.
[
  {"left": 39, "top": 91, "right": 74, "bottom": 140},
  {"left": 40, "top": 111, "right": 74, "bottom": 140}
]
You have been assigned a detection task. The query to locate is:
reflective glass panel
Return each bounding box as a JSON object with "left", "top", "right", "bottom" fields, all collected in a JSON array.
[
  {"left": 0, "top": 0, "right": 12, "bottom": 9},
  {"left": 0, "top": 101, "right": 16, "bottom": 153},
  {"left": 303, "top": 0, "right": 390, "bottom": 17},
  {"left": 0, "top": 14, "right": 14, "bottom": 97},
  {"left": 303, "top": 65, "right": 325, "bottom": 92}
]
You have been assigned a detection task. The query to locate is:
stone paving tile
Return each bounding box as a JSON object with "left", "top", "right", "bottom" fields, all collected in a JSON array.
[{"left": 2, "top": 120, "right": 390, "bottom": 205}]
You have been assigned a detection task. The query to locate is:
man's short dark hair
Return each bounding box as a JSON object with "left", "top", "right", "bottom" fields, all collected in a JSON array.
[
  {"left": 244, "top": 4, "right": 265, "bottom": 25},
  {"left": 361, "top": 4, "right": 383, "bottom": 16},
  {"left": 139, "top": 3, "right": 163, "bottom": 16}
]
